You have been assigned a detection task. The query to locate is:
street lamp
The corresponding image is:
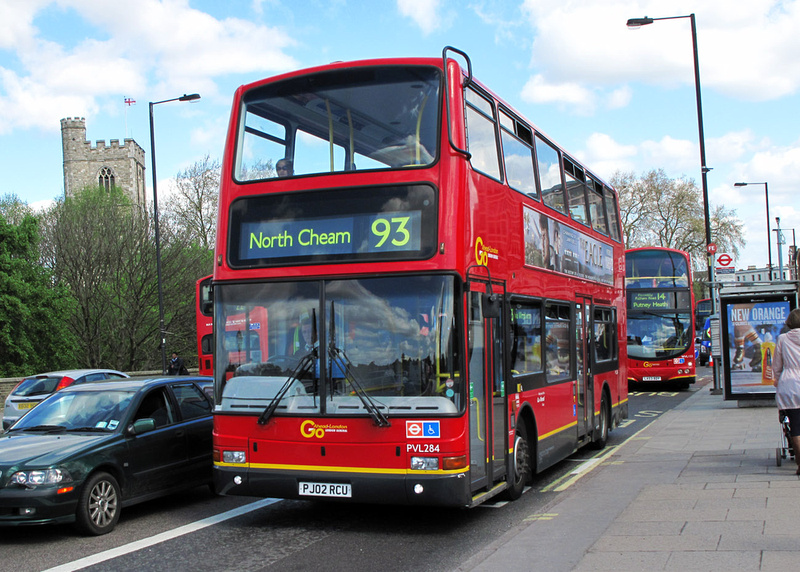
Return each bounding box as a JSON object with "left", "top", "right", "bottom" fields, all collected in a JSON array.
[
  {"left": 734, "top": 182, "right": 772, "bottom": 279},
  {"left": 775, "top": 217, "right": 785, "bottom": 280},
  {"left": 627, "top": 13, "right": 718, "bottom": 391},
  {"left": 149, "top": 93, "right": 201, "bottom": 373}
]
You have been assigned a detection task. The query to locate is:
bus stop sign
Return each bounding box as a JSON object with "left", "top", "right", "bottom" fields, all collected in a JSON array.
[
  {"left": 715, "top": 252, "right": 735, "bottom": 281},
  {"left": 707, "top": 243, "right": 717, "bottom": 254}
]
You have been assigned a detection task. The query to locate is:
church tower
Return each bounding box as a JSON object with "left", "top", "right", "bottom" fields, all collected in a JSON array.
[{"left": 60, "top": 117, "right": 147, "bottom": 205}]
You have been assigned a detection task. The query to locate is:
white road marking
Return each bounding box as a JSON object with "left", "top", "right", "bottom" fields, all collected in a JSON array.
[{"left": 42, "top": 498, "right": 279, "bottom": 572}]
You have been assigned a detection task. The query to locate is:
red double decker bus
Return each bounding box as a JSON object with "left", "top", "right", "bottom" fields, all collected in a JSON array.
[
  {"left": 625, "top": 247, "right": 696, "bottom": 388},
  {"left": 211, "top": 48, "right": 628, "bottom": 507},
  {"left": 196, "top": 275, "right": 213, "bottom": 376}
]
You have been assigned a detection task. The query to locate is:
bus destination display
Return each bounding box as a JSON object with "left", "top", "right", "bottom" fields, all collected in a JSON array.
[
  {"left": 227, "top": 184, "right": 437, "bottom": 267},
  {"left": 241, "top": 211, "right": 422, "bottom": 260},
  {"left": 628, "top": 291, "right": 691, "bottom": 311}
]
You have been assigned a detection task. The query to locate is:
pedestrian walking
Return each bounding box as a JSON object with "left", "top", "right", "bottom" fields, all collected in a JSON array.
[{"left": 773, "top": 307, "right": 800, "bottom": 474}]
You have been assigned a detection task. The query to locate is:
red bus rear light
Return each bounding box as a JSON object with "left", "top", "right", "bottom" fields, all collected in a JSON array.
[
  {"left": 442, "top": 455, "right": 467, "bottom": 470},
  {"left": 55, "top": 376, "right": 75, "bottom": 391}
]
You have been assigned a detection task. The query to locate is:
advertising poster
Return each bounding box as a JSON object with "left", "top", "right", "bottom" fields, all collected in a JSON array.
[
  {"left": 723, "top": 299, "right": 791, "bottom": 397},
  {"left": 522, "top": 206, "right": 613, "bottom": 285}
]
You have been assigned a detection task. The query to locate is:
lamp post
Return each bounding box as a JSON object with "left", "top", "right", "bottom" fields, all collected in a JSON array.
[
  {"left": 734, "top": 182, "right": 772, "bottom": 279},
  {"left": 775, "top": 217, "right": 785, "bottom": 280},
  {"left": 627, "top": 13, "right": 719, "bottom": 392},
  {"left": 149, "top": 93, "right": 201, "bottom": 373}
]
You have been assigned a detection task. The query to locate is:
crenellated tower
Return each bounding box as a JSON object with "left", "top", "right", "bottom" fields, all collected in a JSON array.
[{"left": 60, "top": 117, "right": 146, "bottom": 205}]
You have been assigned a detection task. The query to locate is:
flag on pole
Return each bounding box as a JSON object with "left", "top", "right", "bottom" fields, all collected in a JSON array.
[{"left": 124, "top": 97, "right": 136, "bottom": 106}]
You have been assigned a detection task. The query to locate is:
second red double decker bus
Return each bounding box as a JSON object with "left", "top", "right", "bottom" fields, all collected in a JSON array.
[
  {"left": 196, "top": 275, "right": 213, "bottom": 376},
  {"left": 211, "top": 48, "right": 628, "bottom": 507},
  {"left": 625, "top": 247, "right": 696, "bottom": 388}
]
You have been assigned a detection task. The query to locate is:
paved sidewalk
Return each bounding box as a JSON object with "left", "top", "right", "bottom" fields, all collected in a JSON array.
[{"left": 459, "top": 378, "right": 800, "bottom": 571}]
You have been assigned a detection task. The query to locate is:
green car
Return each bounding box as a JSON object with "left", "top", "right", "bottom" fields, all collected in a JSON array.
[{"left": 0, "top": 376, "right": 213, "bottom": 535}]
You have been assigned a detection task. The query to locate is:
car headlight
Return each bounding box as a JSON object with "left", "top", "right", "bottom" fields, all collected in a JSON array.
[{"left": 10, "top": 468, "right": 72, "bottom": 487}]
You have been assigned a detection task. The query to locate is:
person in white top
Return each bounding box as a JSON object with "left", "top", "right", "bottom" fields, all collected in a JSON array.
[{"left": 773, "top": 308, "right": 800, "bottom": 475}]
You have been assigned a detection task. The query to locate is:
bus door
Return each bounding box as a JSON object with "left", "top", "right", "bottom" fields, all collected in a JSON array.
[
  {"left": 576, "top": 296, "right": 594, "bottom": 441},
  {"left": 466, "top": 282, "right": 506, "bottom": 492}
]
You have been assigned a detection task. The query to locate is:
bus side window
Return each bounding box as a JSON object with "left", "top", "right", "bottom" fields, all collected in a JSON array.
[
  {"left": 499, "top": 108, "right": 537, "bottom": 199},
  {"left": 510, "top": 302, "right": 543, "bottom": 376},
  {"left": 604, "top": 186, "right": 622, "bottom": 241},
  {"left": 587, "top": 177, "right": 609, "bottom": 235},
  {"left": 545, "top": 303, "right": 572, "bottom": 382},
  {"left": 564, "top": 157, "right": 588, "bottom": 226},
  {"left": 593, "top": 307, "right": 616, "bottom": 362},
  {"left": 465, "top": 87, "right": 502, "bottom": 181},
  {"left": 535, "top": 135, "right": 566, "bottom": 214}
]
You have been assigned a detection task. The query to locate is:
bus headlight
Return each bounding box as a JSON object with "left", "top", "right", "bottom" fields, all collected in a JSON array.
[
  {"left": 410, "top": 457, "right": 439, "bottom": 470},
  {"left": 222, "top": 450, "right": 247, "bottom": 464}
]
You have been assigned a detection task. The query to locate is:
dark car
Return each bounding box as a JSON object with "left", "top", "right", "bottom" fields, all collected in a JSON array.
[
  {"left": 3, "top": 369, "right": 129, "bottom": 430},
  {"left": 0, "top": 376, "right": 213, "bottom": 535}
]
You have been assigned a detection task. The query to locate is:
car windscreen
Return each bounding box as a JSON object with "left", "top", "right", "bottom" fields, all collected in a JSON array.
[{"left": 9, "top": 390, "right": 136, "bottom": 432}]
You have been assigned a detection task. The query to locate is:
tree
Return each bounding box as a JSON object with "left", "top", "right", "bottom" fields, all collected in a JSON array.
[
  {"left": 612, "top": 169, "right": 745, "bottom": 295},
  {"left": 38, "top": 186, "right": 211, "bottom": 371},
  {"left": 0, "top": 193, "right": 34, "bottom": 225},
  {"left": 165, "top": 155, "right": 220, "bottom": 251},
  {"left": 0, "top": 211, "right": 76, "bottom": 376}
]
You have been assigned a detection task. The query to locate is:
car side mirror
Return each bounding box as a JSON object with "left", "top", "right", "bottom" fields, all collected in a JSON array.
[{"left": 129, "top": 418, "right": 156, "bottom": 435}]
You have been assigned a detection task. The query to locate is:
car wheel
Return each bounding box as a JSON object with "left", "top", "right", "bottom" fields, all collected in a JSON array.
[
  {"left": 591, "top": 393, "right": 609, "bottom": 450},
  {"left": 76, "top": 471, "right": 121, "bottom": 535},
  {"left": 503, "top": 422, "right": 532, "bottom": 501}
]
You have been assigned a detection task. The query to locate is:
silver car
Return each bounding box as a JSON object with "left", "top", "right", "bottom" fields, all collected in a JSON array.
[{"left": 2, "top": 369, "right": 128, "bottom": 430}]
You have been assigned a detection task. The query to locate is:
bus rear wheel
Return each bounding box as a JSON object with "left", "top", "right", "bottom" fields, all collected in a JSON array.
[
  {"left": 591, "top": 394, "right": 609, "bottom": 450},
  {"left": 504, "top": 423, "right": 532, "bottom": 501}
]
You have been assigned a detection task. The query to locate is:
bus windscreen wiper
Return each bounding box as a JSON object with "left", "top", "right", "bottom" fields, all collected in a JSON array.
[
  {"left": 257, "top": 350, "right": 317, "bottom": 425},
  {"left": 328, "top": 302, "right": 390, "bottom": 427},
  {"left": 258, "top": 308, "right": 319, "bottom": 426}
]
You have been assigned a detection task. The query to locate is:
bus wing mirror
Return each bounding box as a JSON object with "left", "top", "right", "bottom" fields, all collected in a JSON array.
[{"left": 482, "top": 293, "right": 501, "bottom": 319}]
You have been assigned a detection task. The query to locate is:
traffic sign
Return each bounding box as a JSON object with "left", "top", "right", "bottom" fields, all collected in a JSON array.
[
  {"left": 715, "top": 252, "right": 735, "bottom": 282},
  {"left": 707, "top": 243, "right": 717, "bottom": 254}
]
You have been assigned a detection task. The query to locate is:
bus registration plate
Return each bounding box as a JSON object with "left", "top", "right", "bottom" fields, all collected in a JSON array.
[
  {"left": 299, "top": 482, "right": 352, "bottom": 498},
  {"left": 642, "top": 376, "right": 662, "bottom": 381}
]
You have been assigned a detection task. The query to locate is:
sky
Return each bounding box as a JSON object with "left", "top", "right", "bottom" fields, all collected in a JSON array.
[{"left": 1, "top": 0, "right": 799, "bottom": 272}]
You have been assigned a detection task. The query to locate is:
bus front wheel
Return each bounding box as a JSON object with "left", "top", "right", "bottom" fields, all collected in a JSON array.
[{"left": 504, "top": 423, "right": 532, "bottom": 500}]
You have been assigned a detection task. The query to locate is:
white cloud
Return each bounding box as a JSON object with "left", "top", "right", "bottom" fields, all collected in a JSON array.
[
  {"left": 606, "top": 86, "right": 631, "bottom": 109},
  {"left": 520, "top": 0, "right": 800, "bottom": 102},
  {"left": 0, "top": 0, "right": 299, "bottom": 133},
  {"left": 640, "top": 135, "right": 698, "bottom": 175},
  {"left": 397, "top": 0, "right": 442, "bottom": 35},
  {"left": 579, "top": 132, "right": 638, "bottom": 179},
  {"left": 706, "top": 130, "right": 758, "bottom": 165},
  {"left": 521, "top": 74, "right": 595, "bottom": 115},
  {"left": 0, "top": 0, "right": 46, "bottom": 51}
]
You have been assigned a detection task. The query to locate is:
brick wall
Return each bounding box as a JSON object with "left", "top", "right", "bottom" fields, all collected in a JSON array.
[{"left": 0, "top": 378, "right": 18, "bottom": 405}]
